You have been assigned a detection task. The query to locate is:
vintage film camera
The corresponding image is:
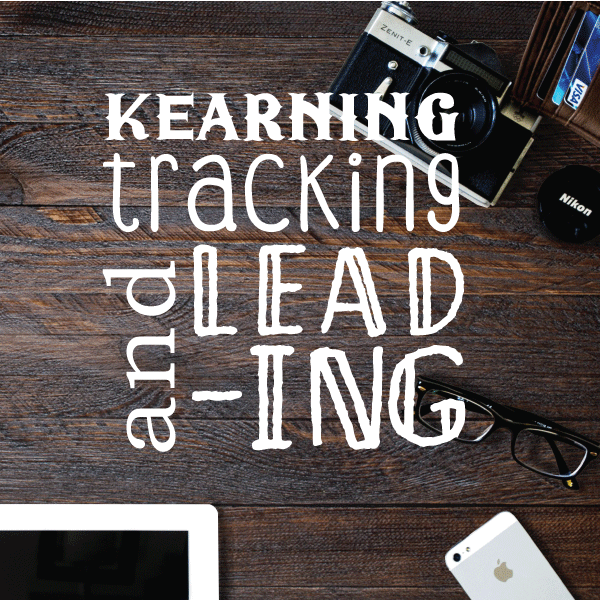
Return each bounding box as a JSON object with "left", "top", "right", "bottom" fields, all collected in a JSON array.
[{"left": 329, "top": 0, "right": 541, "bottom": 207}]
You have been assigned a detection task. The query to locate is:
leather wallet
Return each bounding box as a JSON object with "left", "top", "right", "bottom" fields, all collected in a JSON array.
[{"left": 513, "top": 1, "right": 600, "bottom": 147}]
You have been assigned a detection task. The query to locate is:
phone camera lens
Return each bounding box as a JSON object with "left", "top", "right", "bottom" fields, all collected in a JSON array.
[{"left": 453, "top": 553, "right": 461, "bottom": 563}]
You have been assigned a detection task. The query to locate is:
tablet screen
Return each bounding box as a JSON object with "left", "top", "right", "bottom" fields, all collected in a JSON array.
[{"left": 0, "top": 531, "right": 188, "bottom": 599}]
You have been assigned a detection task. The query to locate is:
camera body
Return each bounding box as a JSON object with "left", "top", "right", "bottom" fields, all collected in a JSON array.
[{"left": 329, "top": 1, "right": 541, "bottom": 207}]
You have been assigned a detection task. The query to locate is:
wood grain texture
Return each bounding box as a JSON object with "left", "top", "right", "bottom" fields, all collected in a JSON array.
[
  {"left": 0, "top": 419, "right": 599, "bottom": 505},
  {"left": 0, "top": 39, "right": 526, "bottom": 123},
  {"left": 0, "top": 120, "right": 592, "bottom": 215},
  {"left": 0, "top": 2, "right": 541, "bottom": 39},
  {"left": 221, "top": 589, "right": 599, "bottom": 600},
  {"left": 0, "top": 2, "right": 598, "bottom": 599},
  {"left": 0, "top": 292, "right": 599, "bottom": 420},
  {"left": 0, "top": 206, "right": 599, "bottom": 297},
  {"left": 218, "top": 507, "right": 600, "bottom": 588}
]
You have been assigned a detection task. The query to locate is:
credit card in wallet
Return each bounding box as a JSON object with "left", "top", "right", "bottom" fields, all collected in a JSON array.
[
  {"left": 538, "top": 10, "right": 583, "bottom": 101},
  {"left": 552, "top": 10, "right": 599, "bottom": 105},
  {"left": 566, "top": 15, "right": 600, "bottom": 109}
]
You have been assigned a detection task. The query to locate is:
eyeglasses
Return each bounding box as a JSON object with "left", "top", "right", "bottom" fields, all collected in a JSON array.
[{"left": 415, "top": 376, "right": 600, "bottom": 490}]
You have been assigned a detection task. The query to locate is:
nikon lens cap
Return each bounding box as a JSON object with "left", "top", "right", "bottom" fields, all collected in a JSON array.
[{"left": 538, "top": 165, "right": 600, "bottom": 243}]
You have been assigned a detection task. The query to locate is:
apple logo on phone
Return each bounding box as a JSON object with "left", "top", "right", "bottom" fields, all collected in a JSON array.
[{"left": 494, "top": 559, "right": 514, "bottom": 582}]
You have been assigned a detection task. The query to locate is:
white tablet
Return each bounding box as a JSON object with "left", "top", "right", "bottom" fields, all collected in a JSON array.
[
  {"left": 0, "top": 504, "right": 218, "bottom": 600},
  {"left": 446, "top": 512, "right": 574, "bottom": 600}
]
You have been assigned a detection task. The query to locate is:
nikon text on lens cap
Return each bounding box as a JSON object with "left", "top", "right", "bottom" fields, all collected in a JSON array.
[{"left": 537, "top": 165, "right": 600, "bottom": 243}]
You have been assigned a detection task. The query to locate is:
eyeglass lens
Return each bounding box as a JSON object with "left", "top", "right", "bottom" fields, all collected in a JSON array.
[
  {"left": 418, "top": 390, "right": 495, "bottom": 442},
  {"left": 513, "top": 429, "right": 587, "bottom": 477}
]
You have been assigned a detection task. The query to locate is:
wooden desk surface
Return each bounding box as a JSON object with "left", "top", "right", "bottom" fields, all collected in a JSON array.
[{"left": 0, "top": 1, "right": 598, "bottom": 598}]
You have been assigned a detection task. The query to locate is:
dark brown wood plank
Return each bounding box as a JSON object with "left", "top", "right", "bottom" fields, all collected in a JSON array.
[
  {"left": 218, "top": 507, "right": 599, "bottom": 589},
  {"left": 2, "top": 288, "right": 599, "bottom": 342},
  {"left": 0, "top": 419, "right": 598, "bottom": 504},
  {"left": 1, "top": 204, "right": 600, "bottom": 296},
  {"left": 0, "top": 291, "right": 599, "bottom": 420},
  {"left": 0, "top": 38, "right": 526, "bottom": 123},
  {"left": 0, "top": 2, "right": 541, "bottom": 39},
  {"left": 0, "top": 120, "right": 590, "bottom": 214},
  {"left": 0, "top": 334, "right": 597, "bottom": 421},
  {"left": 222, "top": 588, "right": 598, "bottom": 600}
]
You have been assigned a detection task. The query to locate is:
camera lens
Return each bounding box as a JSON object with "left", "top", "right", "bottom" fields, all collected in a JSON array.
[
  {"left": 410, "top": 72, "right": 497, "bottom": 156},
  {"left": 453, "top": 553, "right": 461, "bottom": 563}
]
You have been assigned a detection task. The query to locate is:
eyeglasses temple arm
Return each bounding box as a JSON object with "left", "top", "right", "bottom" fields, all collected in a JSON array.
[{"left": 547, "top": 437, "right": 579, "bottom": 491}]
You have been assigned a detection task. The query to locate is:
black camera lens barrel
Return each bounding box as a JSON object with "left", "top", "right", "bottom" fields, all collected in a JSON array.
[
  {"left": 409, "top": 71, "right": 498, "bottom": 157},
  {"left": 453, "top": 553, "right": 461, "bottom": 563}
]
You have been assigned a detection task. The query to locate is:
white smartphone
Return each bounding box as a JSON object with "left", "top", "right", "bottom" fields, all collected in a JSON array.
[{"left": 446, "top": 512, "right": 574, "bottom": 600}]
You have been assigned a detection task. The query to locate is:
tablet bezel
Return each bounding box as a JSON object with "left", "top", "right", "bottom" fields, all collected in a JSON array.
[{"left": 0, "top": 504, "right": 218, "bottom": 600}]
